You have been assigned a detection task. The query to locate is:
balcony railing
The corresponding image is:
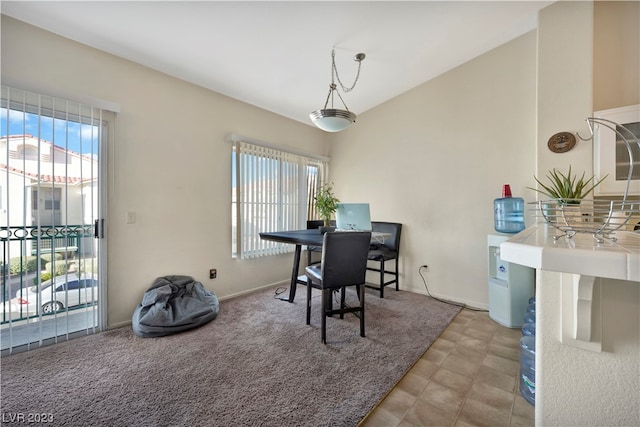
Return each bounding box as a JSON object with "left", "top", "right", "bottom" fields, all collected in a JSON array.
[{"left": 1, "top": 224, "right": 96, "bottom": 324}]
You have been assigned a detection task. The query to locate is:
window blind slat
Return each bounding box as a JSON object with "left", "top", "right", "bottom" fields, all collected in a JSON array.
[{"left": 232, "top": 140, "right": 329, "bottom": 259}]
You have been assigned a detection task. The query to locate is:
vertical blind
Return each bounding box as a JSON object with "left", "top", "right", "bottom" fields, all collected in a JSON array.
[
  {"left": 1, "top": 85, "right": 107, "bottom": 354},
  {"left": 232, "top": 139, "right": 328, "bottom": 259}
]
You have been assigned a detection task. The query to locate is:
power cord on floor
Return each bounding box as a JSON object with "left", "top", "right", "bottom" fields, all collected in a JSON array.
[
  {"left": 273, "top": 286, "right": 343, "bottom": 304},
  {"left": 274, "top": 286, "right": 289, "bottom": 301},
  {"left": 418, "top": 265, "right": 488, "bottom": 312}
]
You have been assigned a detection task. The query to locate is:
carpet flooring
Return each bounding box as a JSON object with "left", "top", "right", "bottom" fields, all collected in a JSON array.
[{"left": 0, "top": 285, "right": 461, "bottom": 427}]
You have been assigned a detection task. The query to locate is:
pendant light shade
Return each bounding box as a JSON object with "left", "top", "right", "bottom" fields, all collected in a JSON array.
[
  {"left": 310, "top": 49, "right": 365, "bottom": 132},
  {"left": 309, "top": 109, "right": 357, "bottom": 132}
]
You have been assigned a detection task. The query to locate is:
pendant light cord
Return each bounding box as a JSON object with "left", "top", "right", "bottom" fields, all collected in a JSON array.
[{"left": 331, "top": 48, "right": 363, "bottom": 93}]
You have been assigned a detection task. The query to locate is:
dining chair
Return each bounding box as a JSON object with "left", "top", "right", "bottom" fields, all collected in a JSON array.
[
  {"left": 305, "top": 231, "right": 371, "bottom": 344},
  {"left": 305, "top": 220, "right": 324, "bottom": 265},
  {"left": 305, "top": 219, "right": 335, "bottom": 265},
  {"left": 366, "top": 222, "right": 402, "bottom": 298}
]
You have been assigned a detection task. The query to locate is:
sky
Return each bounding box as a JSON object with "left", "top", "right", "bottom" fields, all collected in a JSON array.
[{"left": 1, "top": 107, "right": 100, "bottom": 156}]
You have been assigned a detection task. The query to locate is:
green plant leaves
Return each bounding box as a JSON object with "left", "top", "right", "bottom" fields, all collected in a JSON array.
[
  {"left": 315, "top": 182, "right": 340, "bottom": 226},
  {"left": 528, "top": 165, "right": 608, "bottom": 203}
]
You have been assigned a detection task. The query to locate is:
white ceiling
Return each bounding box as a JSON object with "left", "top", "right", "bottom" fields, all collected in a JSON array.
[{"left": 1, "top": 1, "right": 553, "bottom": 127}]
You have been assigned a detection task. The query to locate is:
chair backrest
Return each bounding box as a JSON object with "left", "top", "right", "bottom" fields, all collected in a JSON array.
[
  {"left": 307, "top": 220, "right": 324, "bottom": 229},
  {"left": 307, "top": 219, "right": 335, "bottom": 229},
  {"left": 320, "top": 232, "right": 371, "bottom": 289},
  {"left": 371, "top": 222, "right": 402, "bottom": 253}
]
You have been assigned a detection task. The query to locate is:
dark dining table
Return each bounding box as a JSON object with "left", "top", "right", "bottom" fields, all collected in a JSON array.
[
  {"left": 259, "top": 229, "right": 325, "bottom": 302},
  {"left": 259, "top": 229, "right": 390, "bottom": 303}
]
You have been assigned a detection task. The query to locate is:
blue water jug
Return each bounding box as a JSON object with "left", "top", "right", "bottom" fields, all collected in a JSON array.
[
  {"left": 494, "top": 184, "right": 525, "bottom": 234},
  {"left": 522, "top": 322, "right": 536, "bottom": 336},
  {"left": 524, "top": 311, "right": 536, "bottom": 324},
  {"left": 519, "top": 336, "right": 536, "bottom": 406}
]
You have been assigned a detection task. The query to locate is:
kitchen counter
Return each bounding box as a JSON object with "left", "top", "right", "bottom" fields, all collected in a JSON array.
[
  {"left": 499, "top": 224, "right": 639, "bottom": 281},
  {"left": 500, "top": 223, "right": 639, "bottom": 351},
  {"left": 498, "top": 224, "right": 640, "bottom": 426}
]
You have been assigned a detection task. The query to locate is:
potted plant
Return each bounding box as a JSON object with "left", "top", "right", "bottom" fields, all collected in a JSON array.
[
  {"left": 528, "top": 166, "right": 608, "bottom": 227},
  {"left": 527, "top": 166, "right": 608, "bottom": 204},
  {"left": 314, "top": 182, "right": 340, "bottom": 233}
]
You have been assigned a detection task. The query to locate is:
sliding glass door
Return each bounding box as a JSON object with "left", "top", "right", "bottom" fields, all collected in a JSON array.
[{"left": 1, "top": 86, "right": 107, "bottom": 354}]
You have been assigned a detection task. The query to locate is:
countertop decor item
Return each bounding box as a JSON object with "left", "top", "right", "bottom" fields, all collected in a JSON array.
[
  {"left": 528, "top": 165, "right": 607, "bottom": 205},
  {"left": 532, "top": 118, "right": 640, "bottom": 242}
]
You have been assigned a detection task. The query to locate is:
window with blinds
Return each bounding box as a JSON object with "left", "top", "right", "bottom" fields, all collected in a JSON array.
[{"left": 231, "top": 139, "right": 328, "bottom": 259}]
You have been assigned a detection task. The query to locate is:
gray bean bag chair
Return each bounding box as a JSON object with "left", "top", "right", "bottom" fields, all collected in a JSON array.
[{"left": 132, "top": 275, "right": 219, "bottom": 337}]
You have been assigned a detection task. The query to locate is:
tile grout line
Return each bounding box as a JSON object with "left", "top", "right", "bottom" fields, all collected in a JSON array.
[{"left": 450, "top": 310, "right": 494, "bottom": 425}]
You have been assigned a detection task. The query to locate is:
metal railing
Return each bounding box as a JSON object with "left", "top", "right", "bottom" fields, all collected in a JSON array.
[{"left": 1, "top": 224, "right": 95, "bottom": 324}]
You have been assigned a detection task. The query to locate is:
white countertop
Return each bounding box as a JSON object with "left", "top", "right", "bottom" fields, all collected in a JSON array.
[{"left": 500, "top": 224, "right": 640, "bottom": 281}]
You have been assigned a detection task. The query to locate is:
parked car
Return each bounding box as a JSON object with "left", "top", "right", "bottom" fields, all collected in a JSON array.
[{"left": 10, "top": 274, "right": 98, "bottom": 314}]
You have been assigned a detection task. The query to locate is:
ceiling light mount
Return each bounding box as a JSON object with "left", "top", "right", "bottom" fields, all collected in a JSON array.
[{"left": 309, "top": 48, "right": 366, "bottom": 132}]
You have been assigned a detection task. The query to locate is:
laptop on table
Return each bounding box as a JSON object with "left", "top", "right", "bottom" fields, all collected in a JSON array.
[{"left": 335, "top": 203, "right": 372, "bottom": 231}]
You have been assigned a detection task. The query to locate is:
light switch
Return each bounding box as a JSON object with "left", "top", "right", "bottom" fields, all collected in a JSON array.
[{"left": 126, "top": 211, "right": 136, "bottom": 224}]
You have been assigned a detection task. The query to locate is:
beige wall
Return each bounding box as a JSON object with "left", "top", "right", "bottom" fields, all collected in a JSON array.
[
  {"left": 537, "top": 0, "right": 639, "bottom": 182},
  {"left": 1, "top": 15, "right": 329, "bottom": 327},
  {"left": 537, "top": 1, "right": 594, "bottom": 181},
  {"left": 593, "top": 1, "right": 640, "bottom": 111},
  {"left": 330, "top": 31, "right": 537, "bottom": 307}
]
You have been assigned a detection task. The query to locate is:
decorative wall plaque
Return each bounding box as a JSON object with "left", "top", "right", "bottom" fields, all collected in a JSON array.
[{"left": 547, "top": 132, "right": 576, "bottom": 153}]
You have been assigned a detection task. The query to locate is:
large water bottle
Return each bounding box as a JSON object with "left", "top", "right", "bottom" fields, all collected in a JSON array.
[
  {"left": 526, "top": 302, "right": 536, "bottom": 314},
  {"left": 494, "top": 184, "right": 525, "bottom": 233},
  {"left": 521, "top": 322, "right": 536, "bottom": 336},
  {"left": 524, "top": 311, "right": 536, "bottom": 324},
  {"left": 519, "top": 335, "right": 536, "bottom": 406}
]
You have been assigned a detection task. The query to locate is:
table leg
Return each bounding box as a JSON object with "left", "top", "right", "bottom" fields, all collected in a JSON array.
[{"left": 287, "top": 244, "right": 302, "bottom": 303}]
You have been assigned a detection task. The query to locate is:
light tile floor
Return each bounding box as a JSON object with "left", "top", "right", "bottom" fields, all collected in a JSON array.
[{"left": 359, "top": 308, "right": 535, "bottom": 427}]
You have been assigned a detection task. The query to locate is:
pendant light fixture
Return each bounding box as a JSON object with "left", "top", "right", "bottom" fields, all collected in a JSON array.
[{"left": 309, "top": 48, "right": 366, "bottom": 132}]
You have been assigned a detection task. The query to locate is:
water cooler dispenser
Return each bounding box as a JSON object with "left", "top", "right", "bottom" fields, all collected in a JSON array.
[{"left": 487, "top": 234, "right": 534, "bottom": 327}]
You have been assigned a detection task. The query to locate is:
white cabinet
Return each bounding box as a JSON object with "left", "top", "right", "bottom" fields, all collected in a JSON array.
[{"left": 488, "top": 234, "right": 534, "bottom": 327}]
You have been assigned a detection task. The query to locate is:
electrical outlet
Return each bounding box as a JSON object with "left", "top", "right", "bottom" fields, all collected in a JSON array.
[{"left": 209, "top": 268, "right": 217, "bottom": 279}]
